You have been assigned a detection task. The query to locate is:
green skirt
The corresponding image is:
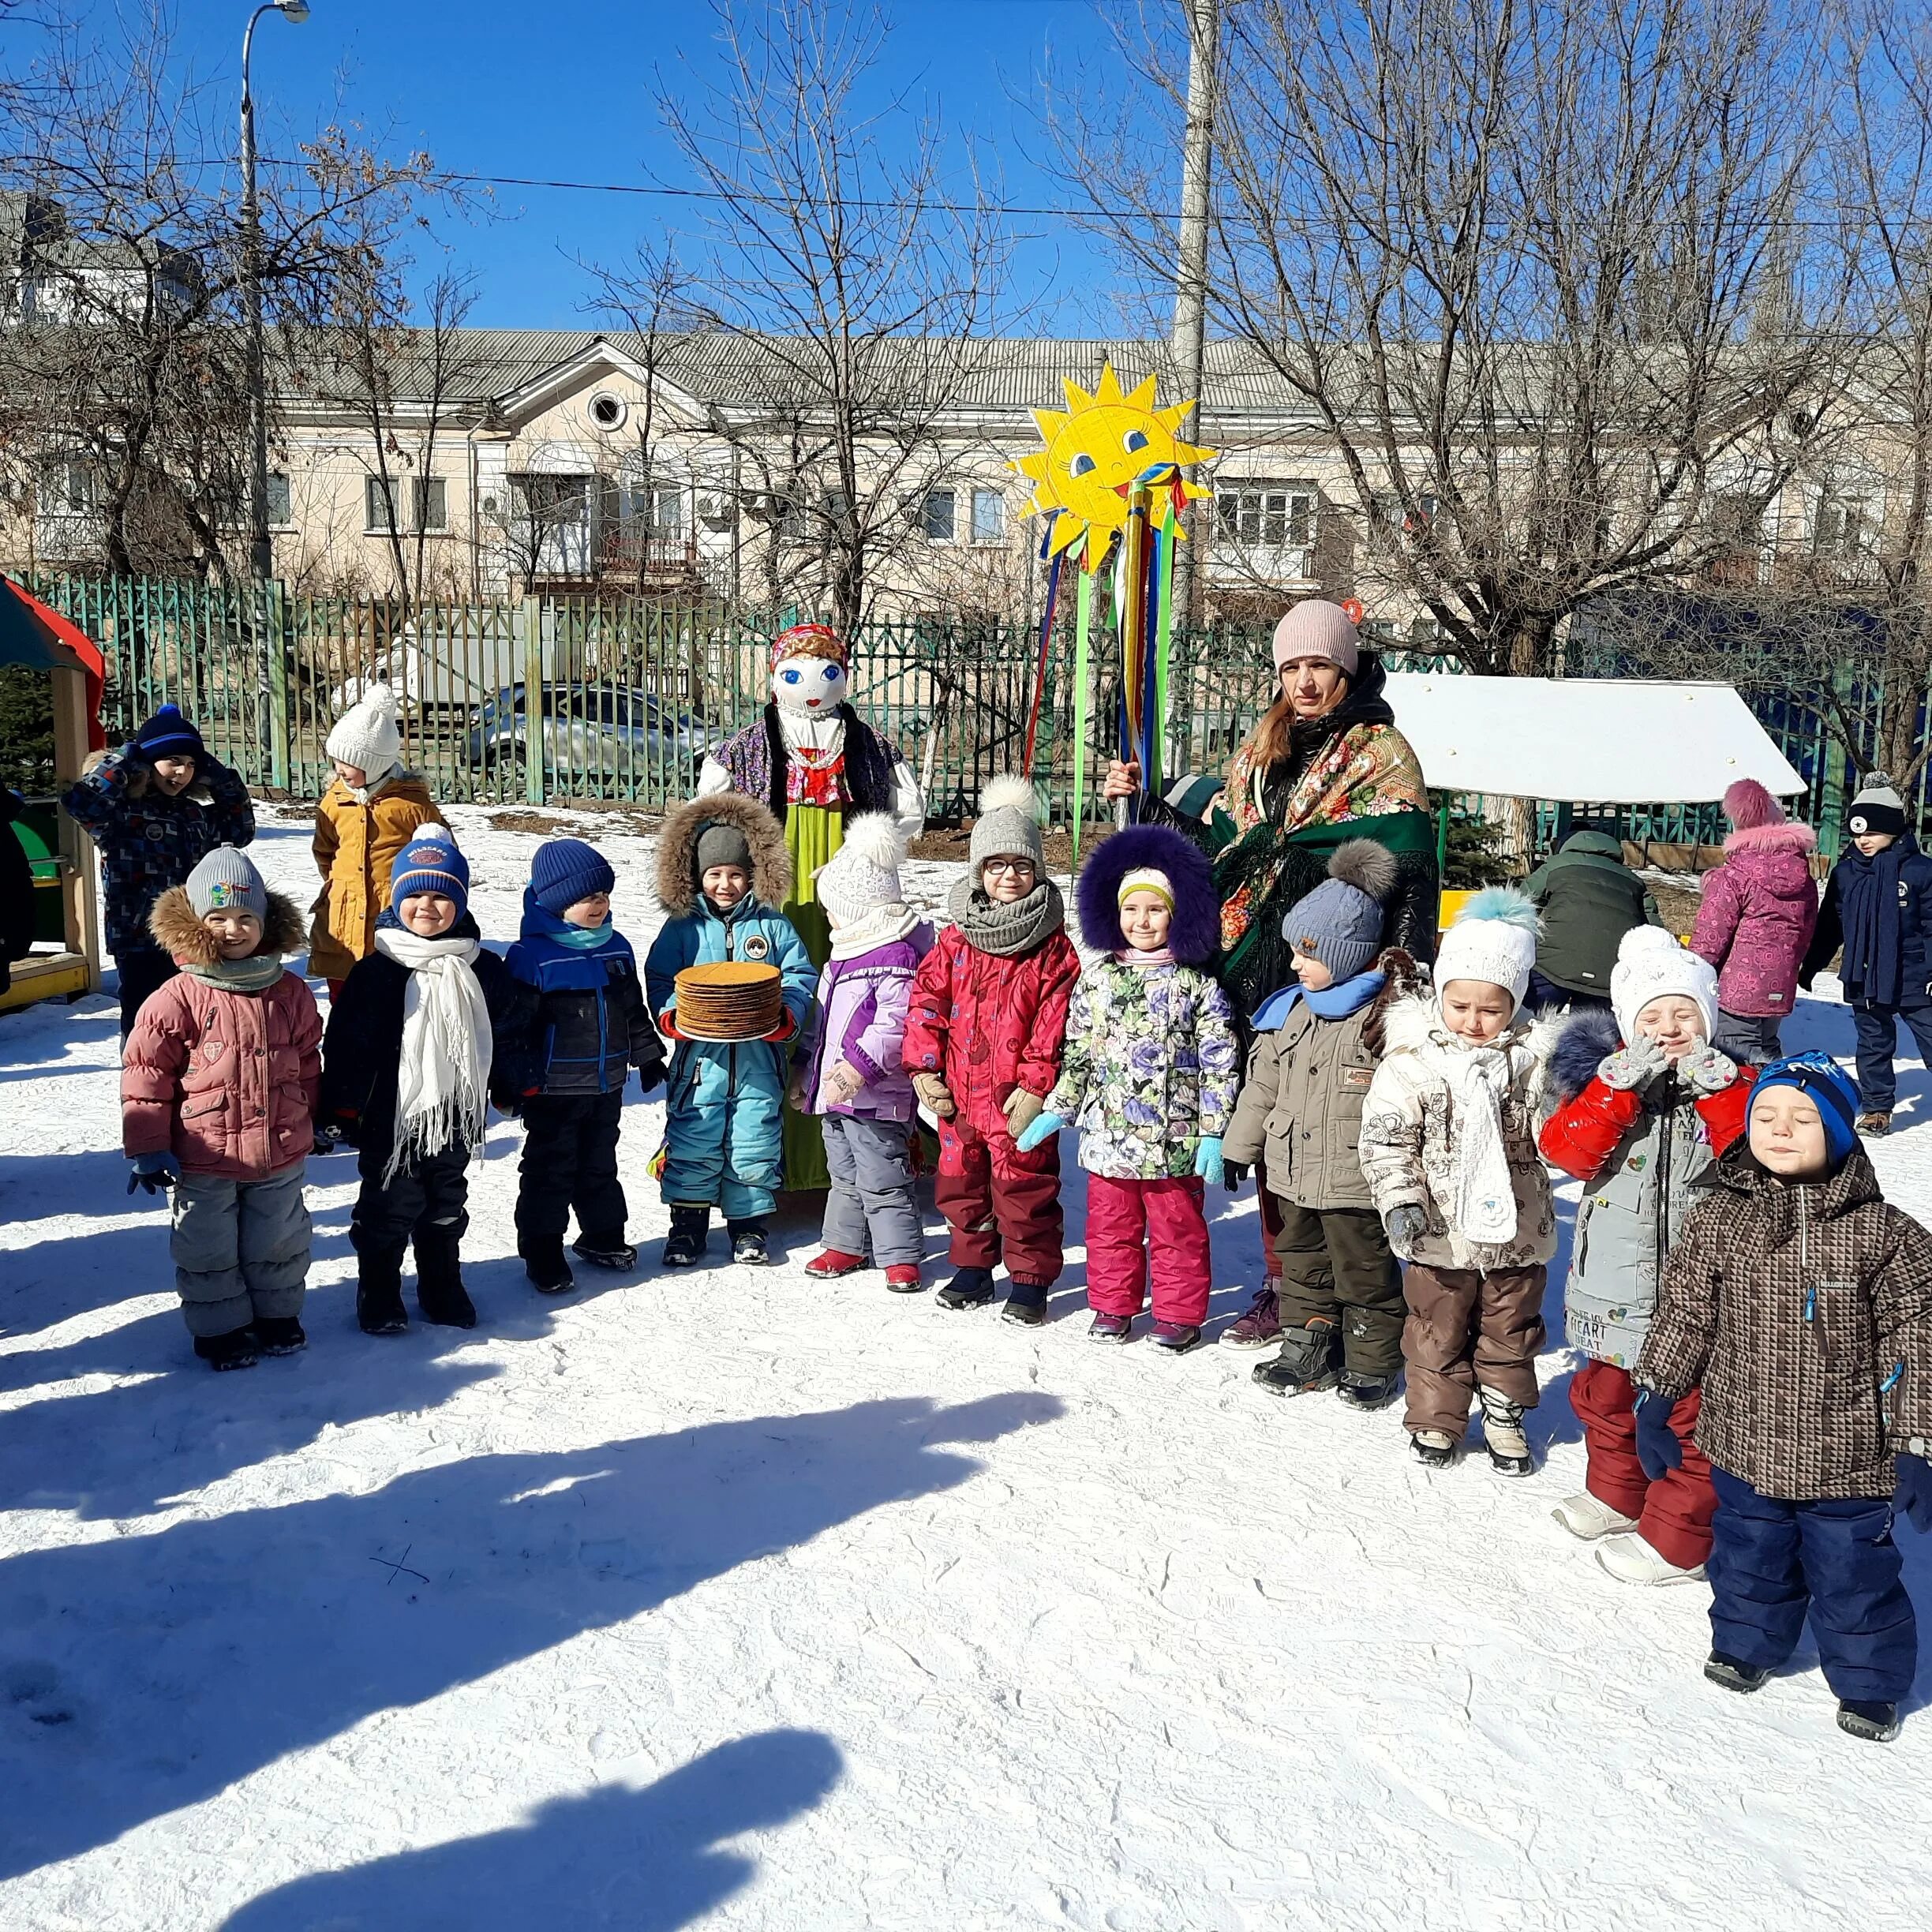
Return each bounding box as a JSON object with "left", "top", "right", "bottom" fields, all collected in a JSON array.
[{"left": 780, "top": 802, "right": 841, "bottom": 1193}]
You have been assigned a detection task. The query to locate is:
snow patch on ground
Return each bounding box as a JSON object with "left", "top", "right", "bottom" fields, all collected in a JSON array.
[{"left": 1, "top": 803, "right": 1928, "bottom": 1929}]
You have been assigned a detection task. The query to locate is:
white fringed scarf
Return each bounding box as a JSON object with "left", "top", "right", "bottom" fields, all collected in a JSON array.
[
  {"left": 1440, "top": 1039, "right": 1519, "bottom": 1245},
  {"left": 373, "top": 927, "right": 492, "bottom": 1184}
]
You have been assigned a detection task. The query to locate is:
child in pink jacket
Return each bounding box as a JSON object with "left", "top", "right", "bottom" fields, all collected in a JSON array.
[
  {"left": 1691, "top": 779, "right": 1818, "bottom": 1065},
  {"left": 122, "top": 846, "right": 323, "bottom": 1370}
]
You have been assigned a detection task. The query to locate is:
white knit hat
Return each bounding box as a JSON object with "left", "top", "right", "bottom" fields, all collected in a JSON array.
[
  {"left": 813, "top": 812, "right": 908, "bottom": 925},
  {"left": 1433, "top": 886, "right": 1541, "bottom": 1012},
  {"left": 1611, "top": 926, "right": 1717, "bottom": 1043},
  {"left": 326, "top": 683, "right": 402, "bottom": 777}
]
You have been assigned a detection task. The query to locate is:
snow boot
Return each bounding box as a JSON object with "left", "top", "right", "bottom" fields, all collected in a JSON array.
[
  {"left": 1856, "top": 1111, "right": 1892, "bottom": 1136},
  {"left": 728, "top": 1219, "right": 771, "bottom": 1266},
  {"left": 1478, "top": 1389, "right": 1534, "bottom": 1477},
  {"left": 254, "top": 1316, "right": 307, "bottom": 1357},
  {"left": 1001, "top": 1280, "right": 1048, "bottom": 1327},
  {"left": 522, "top": 1237, "right": 576, "bottom": 1296},
  {"left": 415, "top": 1223, "right": 477, "bottom": 1329},
  {"left": 1704, "top": 1652, "right": 1772, "bottom": 1695},
  {"left": 1220, "top": 1286, "right": 1281, "bottom": 1350},
  {"left": 805, "top": 1248, "right": 868, "bottom": 1279},
  {"left": 661, "top": 1206, "right": 710, "bottom": 1269},
  {"left": 1251, "top": 1317, "right": 1340, "bottom": 1396},
  {"left": 573, "top": 1230, "right": 636, "bottom": 1271},
  {"left": 937, "top": 1266, "right": 996, "bottom": 1310},
  {"left": 1335, "top": 1369, "right": 1400, "bottom": 1411},
  {"left": 1410, "top": 1429, "right": 1458, "bottom": 1469},
  {"left": 1594, "top": 1533, "right": 1705, "bottom": 1586},
  {"left": 194, "top": 1327, "right": 259, "bottom": 1372},
  {"left": 885, "top": 1264, "right": 924, "bottom": 1294},
  {"left": 1837, "top": 1700, "right": 1901, "bottom": 1743},
  {"left": 1148, "top": 1320, "right": 1202, "bottom": 1354},
  {"left": 1552, "top": 1492, "right": 1640, "bottom": 1541},
  {"left": 356, "top": 1252, "right": 410, "bottom": 1336},
  {"left": 1088, "top": 1312, "right": 1133, "bottom": 1343}
]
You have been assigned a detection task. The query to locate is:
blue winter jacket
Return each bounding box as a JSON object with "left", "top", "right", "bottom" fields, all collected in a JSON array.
[
  {"left": 643, "top": 897, "right": 814, "bottom": 1195},
  {"left": 504, "top": 892, "right": 666, "bottom": 1097},
  {"left": 1804, "top": 834, "right": 1932, "bottom": 1009}
]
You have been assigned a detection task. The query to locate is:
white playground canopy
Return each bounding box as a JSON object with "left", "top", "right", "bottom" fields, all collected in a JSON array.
[{"left": 1381, "top": 674, "right": 1806, "bottom": 804}]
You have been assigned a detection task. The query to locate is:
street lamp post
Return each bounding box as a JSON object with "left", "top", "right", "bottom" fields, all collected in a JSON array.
[{"left": 241, "top": 0, "right": 309, "bottom": 584}]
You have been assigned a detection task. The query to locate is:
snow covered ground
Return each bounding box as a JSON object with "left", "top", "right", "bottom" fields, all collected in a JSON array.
[{"left": 2, "top": 803, "right": 1930, "bottom": 1931}]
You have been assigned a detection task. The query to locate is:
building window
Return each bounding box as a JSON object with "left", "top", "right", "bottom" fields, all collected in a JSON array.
[
  {"left": 923, "top": 487, "right": 957, "bottom": 542},
  {"left": 1368, "top": 489, "right": 1437, "bottom": 554},
  {"left": 364, "top": 475, "right": 400, "bottom": 533},
  {"left": 266, "top": 472, "right": 292, "bottom": 526},
  {"left": 1217, "top": 481, "right": 1315, "bottom": 549},
  {"left": 1813, "top": 483, "right": 1878, "bottom": 559},
  {"left": 413, "top": 477, "right": 447, "bottom": 533},
  {"left": 970, "top": 487, "right": 1005, "bottom": 545},
  {"left": 36, "top": 455, "right": 96, "bottom": 515}
]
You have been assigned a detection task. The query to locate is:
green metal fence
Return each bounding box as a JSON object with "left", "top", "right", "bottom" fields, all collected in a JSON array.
[{"left": 21, "top": 573, "right": 1860, "bottom": 852}]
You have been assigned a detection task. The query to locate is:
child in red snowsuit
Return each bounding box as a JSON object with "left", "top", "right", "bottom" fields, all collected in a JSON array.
[
  {"left": 1540, "top": 928, "right": 1756, "bottom": 1586},
  {"left": 903, "top": 779, "right": 1081, "bottom": 1325}
]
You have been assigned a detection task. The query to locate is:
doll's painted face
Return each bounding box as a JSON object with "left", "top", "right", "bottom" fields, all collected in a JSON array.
[
  {"left": 1118, "top": 889, "right": 1173, "bottom": 953},
  {"left": 773, "top": 655, "right": 848, "bottom": 717},
  {"left": 1750, "top": 1088, "right": 1829, "bottom": 1178},
  {"left": 1635, "top": 994, "right": 1706, "bottom": 1062}
]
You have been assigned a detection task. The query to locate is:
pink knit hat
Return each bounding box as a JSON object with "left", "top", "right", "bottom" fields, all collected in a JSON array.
[{"left": 1271, "top": 599, "right": 1361, "bottom": 676}]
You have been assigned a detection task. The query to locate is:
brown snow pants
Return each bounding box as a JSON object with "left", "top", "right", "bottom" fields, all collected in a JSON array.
[{"left": 1402, "top": 1261, "right": 1546, "bottom": 1440}]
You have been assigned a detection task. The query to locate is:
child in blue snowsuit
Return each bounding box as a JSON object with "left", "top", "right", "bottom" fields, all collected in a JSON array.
[
  {"left": 504, "top": 838, "right": 666, "bottom": 1295},
  {"left": 644, "top": 794, "right": 814, "bottom": 1268}
]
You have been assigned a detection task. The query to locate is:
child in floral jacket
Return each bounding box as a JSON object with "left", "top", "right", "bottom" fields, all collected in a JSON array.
[{"left": 1017, "top": 825, "right": 1238, "bottom": 1352}]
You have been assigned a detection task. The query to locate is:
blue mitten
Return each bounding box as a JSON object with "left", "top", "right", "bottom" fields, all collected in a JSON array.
[
  {"left": 1895, "top": 1451, "right": 1932, "bottom": 1534},
  {"left": 1193, "top": 1134, "right": 1225, "bottom": 1188},
  {"left": 126, "top": 1151, "right": 181, "bottom": 1196},
  {"left": 1634, "top": 1388, "right": 1683, "bottom": 1481},
  {"left": 1014, "top": 1110, "right": 1064, "bottom": 1154}
]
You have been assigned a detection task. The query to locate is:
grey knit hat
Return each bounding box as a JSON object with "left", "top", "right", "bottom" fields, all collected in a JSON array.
[
  {"left": 970, "top": 775, "right": 1044, "bottom": 878},
  {"left": 1279, "top": 840, "right": 1396, "bottom": 983},
  {"left": 1848, "top": 772, "right": 1908, "bottom": 839},
  {"left": 695, "top": 819, "right": 754, "bottom": 878},
  {"left": 186, "top": 844, "right": 268, "bottom": 922}
]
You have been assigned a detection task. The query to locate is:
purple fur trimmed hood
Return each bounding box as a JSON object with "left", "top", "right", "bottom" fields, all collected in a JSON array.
[{"left": 1074, "top": 822, "right": 1221, "bottom": 964}]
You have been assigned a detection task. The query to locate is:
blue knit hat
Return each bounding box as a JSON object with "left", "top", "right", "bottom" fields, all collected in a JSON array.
[
  {"left": 391, "top": 825, "right": 468, "bottom": 915},
  {"left": 131, "top": 703, "right": 204, "bottom": 762},
  {"left": 530, "top": 837, "right": 615, "bottom": 916},
  {"left": 1279, "top": 840, "right": 1397, "bottom": 984},
  {"left": 1753, "top": 1052, "right": 1859, "bottom": 1164}
]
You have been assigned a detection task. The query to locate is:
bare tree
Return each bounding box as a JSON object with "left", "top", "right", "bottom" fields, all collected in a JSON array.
[
  {"left": 653, "top": 0, "right": 1012, "bottom": 632},
  {"left": 1054, "top": 0, "right": 1833, "bottom": 676}
]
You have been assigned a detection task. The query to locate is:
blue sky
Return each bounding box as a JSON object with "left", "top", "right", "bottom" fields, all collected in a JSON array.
[{"left": 104, "top": 0, "right": 1154, "bottom": 333}]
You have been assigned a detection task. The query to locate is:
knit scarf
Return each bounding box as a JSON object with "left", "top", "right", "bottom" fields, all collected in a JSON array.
[
  {"left": 829, "top": 904, "right": 923, "bottom": 959},
  {"left": 553, "top": 921, "right": 616, "bottom": 952},
  {"left": 182, "top": 953, "right": 285, "bottom": 993},
  {"left": 946, "top": 877, "right": 1065, "bottom": 958},
  {"left": 1837, "top": 836, "right": 1914, "bottom": 1006},
  {"left": 373, "top": 927, "right": 492, "bottom": 1185},
  {"left": 1439, "top": 1036, "right": 1518, "bottom": 1245},
  {"left": 1117, "top": 945, "right": 1175, "bottom": 969}
]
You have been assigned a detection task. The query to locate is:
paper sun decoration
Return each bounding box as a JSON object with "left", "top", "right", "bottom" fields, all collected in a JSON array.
[{"left": 1012, "top": 363, "right": 1215, "bottom": 562}]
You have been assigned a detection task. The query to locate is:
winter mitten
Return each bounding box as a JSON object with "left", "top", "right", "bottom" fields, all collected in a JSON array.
[
  {"left": 1676, "top": 1042, "right": 1740, "bottom": 1095},
  {"left": 636, "top": 1061, "right": 665, "bottom": 1095},
  {"left": 1599, "top": 1035, "right": 1670, "bottom": 1091},
  {"left": 912, "top": 1072, "right": 957, "bottom": 1119},
  {"left": 1193, "top": 1135, "right": 1226, "bottom": 1188},
  {"left": 1002, "top": 1088, "right": 1045, "bottom": 1140},
  {"left": 311, "top": 1125, "right": 346, "bottom": 1155},
  {"left": 1634, "top": 1388, "right": 1684, "bottom": 1481},
  {"left": 785, "top": 1070, "right": 811, "bottom": 1110},
  {"left": 825, "top": 1060, "right": 866, "bottom": 1106},
  {"left": 126, "top": 1151, "right": 180, "bottom": 1196},
  {"left": 1222, "top": 1159, "right": 1249, "bottom": 1192},
  {"left": 1014, "top": 1110, "right": 1065, "bottom": 1154},
  {"left": 1896, "top": 1451, "right": 1932, "bottom": 1534},
  {"left": 1383, "top": 1204, "right": 1428, "bottom": 1260}
]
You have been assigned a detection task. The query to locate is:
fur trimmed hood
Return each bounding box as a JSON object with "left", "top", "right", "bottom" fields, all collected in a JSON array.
[
  {"left": 1547, "top": 1005, "right": 1624, "bottom": 1104},
  {"left": 1722, "top": 818, "right": 1817, "bottom": 858},
  {"left": 1377, "top": 987, "right": 1563, "bottom": 1066},
  {"left": 1074, "top": 822, "right": 1220, "bottom": 964},
  {"left": 655, "top": 792, "right": 792, "bottom": 916},
  {"left": 148, "top": 884, "right": 306, "bottom": 966}
]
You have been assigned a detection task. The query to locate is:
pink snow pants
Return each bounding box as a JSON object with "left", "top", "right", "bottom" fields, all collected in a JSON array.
[{"left": 1085, "top": 1174, "right": 1211, "bottom": 1324}]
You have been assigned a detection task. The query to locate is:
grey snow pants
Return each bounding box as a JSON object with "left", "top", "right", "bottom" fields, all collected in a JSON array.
[
  {"left": 821, "top": 1113, "right": 923, "bottom": 1267},
  {"left": 170, "top": 1166, "right": 311, "bottom": 1339}
]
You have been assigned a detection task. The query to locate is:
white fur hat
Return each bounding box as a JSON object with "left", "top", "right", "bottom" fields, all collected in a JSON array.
[
  {"left": 1433, "top": 886, "right": 1541, "bottom": 1011},
  {"left": 814, "top": 812, "right": 908, "bottom": 925},
  {"left": 326, "top": 683, "right": 402, "bottom": 777},
  {"left": 1611, "top": 926, "right": 1717, "bottom": 1043}
]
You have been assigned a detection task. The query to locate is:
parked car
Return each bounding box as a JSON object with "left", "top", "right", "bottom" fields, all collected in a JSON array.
[{"left": 465, "top": 683, "right": 705, "bottom": 784}]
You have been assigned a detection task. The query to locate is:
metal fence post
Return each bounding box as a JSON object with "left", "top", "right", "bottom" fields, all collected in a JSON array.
[
  {"left": 522, "top": 593, "right": 545, "bottom": 807},
  {"left": 265, "top": 578, "right": 291, "bottom": 793}
]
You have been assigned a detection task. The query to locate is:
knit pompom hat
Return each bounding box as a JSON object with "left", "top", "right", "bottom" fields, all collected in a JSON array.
[
  {"left": 132, "top": 703, "right": 204, "bottom": 763},
  {"left": 1279, "top": 839, "right": 1397, "bottom": 985},
  {"left": 391, "top": 824, "right": 469, "bottom": 915},
  {"left": 814, "top": 813, "right": 908, "bottom": 925},
  {"left": 1848, "top": 772, "right": 1908, "bottom": 840},
  {"left": 1433, "top": 886, "right": 1541, "bottom": 1013},
  {"left": 326, "top": 683, "right": 403, "bottom": 777},
  {"left": 970, "top": 775, "right": 1045, "bottom": 878},
  {"left": 186, "top": 844, "right": 268, "bottom": 923},
  {"left": 530, "top": 837, "right": 616, "bottom": 916},
  {"left": 1752, "top": 1052, "right": 1860, "bottom": 1166},
  {"left": 1721, "top": 778, "right": 1784, "bottom": 833},
  {"left": 1611, "top": 925, "right": 1717, "bottom": 1043},
  {"left": 1271, "top": 599, "right": 1361, "bottom": 677}
]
